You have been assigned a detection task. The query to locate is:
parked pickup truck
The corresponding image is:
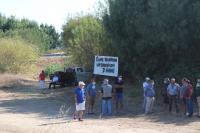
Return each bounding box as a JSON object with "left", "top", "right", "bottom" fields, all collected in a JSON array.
[{"left": 50, "top": 67, "right": 91, "bottom": 87}]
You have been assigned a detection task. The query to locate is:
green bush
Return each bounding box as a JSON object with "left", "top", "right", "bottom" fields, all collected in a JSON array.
[
  {"left": 44, "top": 64, "right": 63, "bottom": 76},
  {"left": 0, "top": 37, "right": 39, "bottom": 73}
]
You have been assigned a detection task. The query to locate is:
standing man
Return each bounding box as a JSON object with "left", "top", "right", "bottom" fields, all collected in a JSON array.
[
  {"left": 101, "top": 79, "right": 113, "bottom": 116},
  {"left": 195, "top": 78, "right": 200, "bottom": 118},
  {"left": 143, "top": 77, "right": 150, "bottom": 111},
  {"left": 114, "top": 75, "right": 124, "bottom": 111},
  {"left": 39, "top": 70, "right": 45, "bottom": 89},
  {"left": 167, "top": 78, "right": 180, "bottom": 113},
  {"left": 183, "top": 80, "right": 193, "bottom": 117},
  {"left": 86, "top": 78, "right": 96, "bottom": 114},
  {"left": 162, "top": 78, "right": 170, "bottom": 104},
  {"left": 144, "top": 80, "right": 155, "bottom": 114},
  {"left": 180, "top": 78, "right": 188, "bottom": 115},
  {"left": 74, "top": 81, "right": 86, "bottom": 121}
]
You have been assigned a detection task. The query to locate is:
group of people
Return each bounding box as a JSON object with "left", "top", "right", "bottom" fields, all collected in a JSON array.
[
  {"left": 38, "top": 70, "right": 59, "bottom": 89},
  {"left": 143, "top": 76, "right": 200, "bottom": 118},
  {"left": 39, "top": 69, "right": 200, "bottom": 121},
  {"left": 73, "top": 76, "right": 124, "bottom": 121}
]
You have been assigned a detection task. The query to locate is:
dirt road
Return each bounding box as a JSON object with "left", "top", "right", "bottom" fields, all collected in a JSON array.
[{"left": 0, "top": 75, "right": 200, "bottom": 133}]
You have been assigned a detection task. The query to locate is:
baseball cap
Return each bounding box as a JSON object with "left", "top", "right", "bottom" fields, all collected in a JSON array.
[{"left": 78, "top": 81, "right": 85, "bottom": 86}]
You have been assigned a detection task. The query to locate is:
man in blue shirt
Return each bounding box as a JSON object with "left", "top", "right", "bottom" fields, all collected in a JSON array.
[
  {"left": 86, "top": 78, "right": 96, "bottom": 114},
  {"left": 167, "top": 78, "right": 180, "bottom": 113},
  {"left": 74, "top": 81, "right": 86, "bottom": 121}
]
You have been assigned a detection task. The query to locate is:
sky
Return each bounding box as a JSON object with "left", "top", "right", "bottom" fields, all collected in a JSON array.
[{"left": 0, "top": 0, "right": 100, "bottom": 32}]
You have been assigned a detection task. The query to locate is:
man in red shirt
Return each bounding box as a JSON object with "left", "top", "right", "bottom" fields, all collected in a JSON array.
[
  {"left": 183, "top": 80, "right": 193, "bottom": 117},
  {"left": 39, "top": 70, "right": 45, "bottom": 89}
]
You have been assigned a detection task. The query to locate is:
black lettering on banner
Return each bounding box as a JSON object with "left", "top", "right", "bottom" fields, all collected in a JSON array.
[
  {"left": 106, "top": 68, "right": 115, "bottom": 73},
  {"left": 102, "top": 68, "right": 105, "bottom": 73}
]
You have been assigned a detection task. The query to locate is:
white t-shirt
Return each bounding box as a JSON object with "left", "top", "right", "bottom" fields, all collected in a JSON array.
[{"left": 52, "top": 76, "right": 59, "bottom": 82}]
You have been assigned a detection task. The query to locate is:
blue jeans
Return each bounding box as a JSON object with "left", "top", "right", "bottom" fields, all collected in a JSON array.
[
  {"left": 102, "top": 99, "right": 112, "bottom": 115},
  {"left": 186, "top": 98, "right": 193, "bottom": 116}
]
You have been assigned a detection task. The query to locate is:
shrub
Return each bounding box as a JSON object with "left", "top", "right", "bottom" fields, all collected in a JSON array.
[
  {"left": 0, "top": 37, "right": 39, "bottom": 73},
  {"left": 44, "top": 64, "right": 64, "bottom": 76}
]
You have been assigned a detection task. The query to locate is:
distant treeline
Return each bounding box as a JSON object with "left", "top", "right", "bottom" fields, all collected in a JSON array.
[
  {"left": 62, "top": 0, "right": 200, "bottom": 80},
  {"left": 0, "top": 14, "right": 61, "bottom": 73},
  {"left": 0, "top": 14, "right": 61, "bottom": 52}
]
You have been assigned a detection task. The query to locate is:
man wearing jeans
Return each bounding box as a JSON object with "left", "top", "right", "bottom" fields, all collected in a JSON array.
[
  {"left": 167, "top": 78, "right": 180, "bottom": 113},
  {"left": 101, "top": 79, "right": 113, "bottom": 116},
  {"left": 183, "top": 80, "right": 193, "bottom": 117}
]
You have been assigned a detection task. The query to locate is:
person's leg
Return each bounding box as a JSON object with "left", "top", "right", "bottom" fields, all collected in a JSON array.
[
  {"left": 102, "top": 99, "right": 106, "bottom": 115},
  {"left": 169, "top": 96, "right": 172, "bottom": 112},
  {"left": 145, "top": 97, "right": 151, "bottom": 114},
  {"left": 116, "top": 93, "right": 119, "bottom": 110},
  {"left": 174, "top": 96, "right": 179, "bottom": 113},
  {"left": 53, "top": 82, "right": 56, "bottom": 89},
  {"left": 91, "top": 97, "right": 95, "bottom": 113},
  {"left": 48, "top": 82, "right": 52, "bottom": 89},
  {"left": 119, "top": 93, "right": 123, "bottom": 109},
  {"left": 79, "top": 111, "right": 83, "bottom": 121},
  {"left": 186, "top": 99, "right": 190, "bottom": 116},
  {"left": 149, "top": 97, "right": 155, "bottom": 113},
  {"left": 87, "top": 96, "right": 91, "bottom": 114},
  {"left": 42, "top": 81, "right": 45, "bottom": 89},
  {"left": 143, "top": 96, "right": 146, "bottom": 111},
  {"left": 39, "top": 81, "right": 42, "bottom": 89},
  {"left": 197, "top": 97, "right": 200, "bottom": 116},
  {"left": 107, "top": 99, "right": 112, "bottom": 115},
  {"left": 188, "top": 98, "right": 193, "bottom": 116}
]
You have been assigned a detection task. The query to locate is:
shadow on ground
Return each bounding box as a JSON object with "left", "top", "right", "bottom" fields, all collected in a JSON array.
[{"left": 0, "top": 79, "right": 199, "bottom": 127}]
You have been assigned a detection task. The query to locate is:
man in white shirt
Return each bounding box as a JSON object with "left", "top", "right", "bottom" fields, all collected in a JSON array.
[{"left": 48, "top": 74, "right": 59, "bottom": 89}]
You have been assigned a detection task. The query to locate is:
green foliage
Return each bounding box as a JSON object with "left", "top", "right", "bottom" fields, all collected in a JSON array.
[
  {"left": 40, "top": 24, "right": 61, "bottom": 49},
  {"left": 0, "top": 14, "right": 61, "bottom": 53},
  {"left": 44, "top": 64, "right": 63, "bottom": 76},
  {"left": 0, "top": 38, "right": 39, "bottom": 73},
  {"left": 102, "top": 0, "right": 200, "bottom": 79},
  {"left": 62, "top": 15, "right": 109, "bottom": 70}
]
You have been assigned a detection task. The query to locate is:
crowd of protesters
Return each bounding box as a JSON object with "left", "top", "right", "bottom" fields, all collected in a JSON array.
[
  {"left": 73, "top": 76, "right": 124, "bottom": 121},
  {"left": 38, "top": 70, "right": 200, "bottom": 121},
  {"left": 160, "top": 77, "right": 200, "bottom": 118}
]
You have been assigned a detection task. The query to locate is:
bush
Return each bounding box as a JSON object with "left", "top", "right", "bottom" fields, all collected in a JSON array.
[
  {"left": 0, "top": 37, "right": 39, "bottom": 73},
  {"left": 44, "top": 64, "right": 64, "bottom": 76}
]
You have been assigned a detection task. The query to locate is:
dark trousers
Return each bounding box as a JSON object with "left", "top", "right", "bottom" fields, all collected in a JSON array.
[
  {"left": 48, "top": 82, "right": 56, "bottom": 89},
  {"left": 169, "top": 95, "right": 179, "bottom": 113},
  {"left": 186, "top": 98, "right": 193, "bottom": 116}
]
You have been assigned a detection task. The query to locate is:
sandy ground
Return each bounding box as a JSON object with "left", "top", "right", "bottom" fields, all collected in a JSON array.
[{"left": 0, "top": 74, "right": 200, "bottom": 133}]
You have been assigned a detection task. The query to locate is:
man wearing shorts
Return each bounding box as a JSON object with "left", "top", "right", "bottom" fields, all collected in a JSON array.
[
  {"left": 74, "top": 81, "right": 86, "bottom": 121},
  {"left": 86, "top": 78, "right": 96, "bottom": 114}
]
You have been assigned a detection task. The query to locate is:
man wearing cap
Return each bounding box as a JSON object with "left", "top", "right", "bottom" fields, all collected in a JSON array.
[
  {"left": 74, "top": 81, "right": 86, "bottom": 121},
  {"left": 101, "top": 79, "right": 113, "bottom": 115},
  {"left": 167, "top": 78, "right": 180, "bottom": 113}
]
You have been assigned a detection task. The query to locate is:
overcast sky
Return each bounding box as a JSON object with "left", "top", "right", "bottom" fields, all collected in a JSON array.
[{"left": 0, "top": 0, "right": 100, "bottom": 32}]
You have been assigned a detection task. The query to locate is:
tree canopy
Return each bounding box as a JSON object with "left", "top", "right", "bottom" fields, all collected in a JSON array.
[
  {"left": 102, "top": 0, "right": 200, "bottom": 79},
  {"left": 62, "top": 15, "right": 108, "bottom": 70},
  {"left": 0, "top": 14, "right": 61, "bottom": 52}
]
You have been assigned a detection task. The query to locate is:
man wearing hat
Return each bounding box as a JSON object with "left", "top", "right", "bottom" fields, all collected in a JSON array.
[{"left": 74, "top": 81, "right": 86, "bottom": 121}]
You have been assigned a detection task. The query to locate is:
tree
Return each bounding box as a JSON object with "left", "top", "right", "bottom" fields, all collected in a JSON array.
[
  {"left": 103, "top": 0, "right": 200, "bottom": 79},
  {"left": 62, "top": 15, "right": 109, "bottom": 70}
]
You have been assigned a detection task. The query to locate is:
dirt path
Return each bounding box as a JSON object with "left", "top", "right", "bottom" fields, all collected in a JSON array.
[{"left": 0, "top": 75, "right": 200, "bottom": 133}]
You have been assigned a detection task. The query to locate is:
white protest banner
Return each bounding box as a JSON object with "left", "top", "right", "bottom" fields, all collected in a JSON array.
[{"left": 93, "top": 55, "right": 118, "bottom": 77}]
